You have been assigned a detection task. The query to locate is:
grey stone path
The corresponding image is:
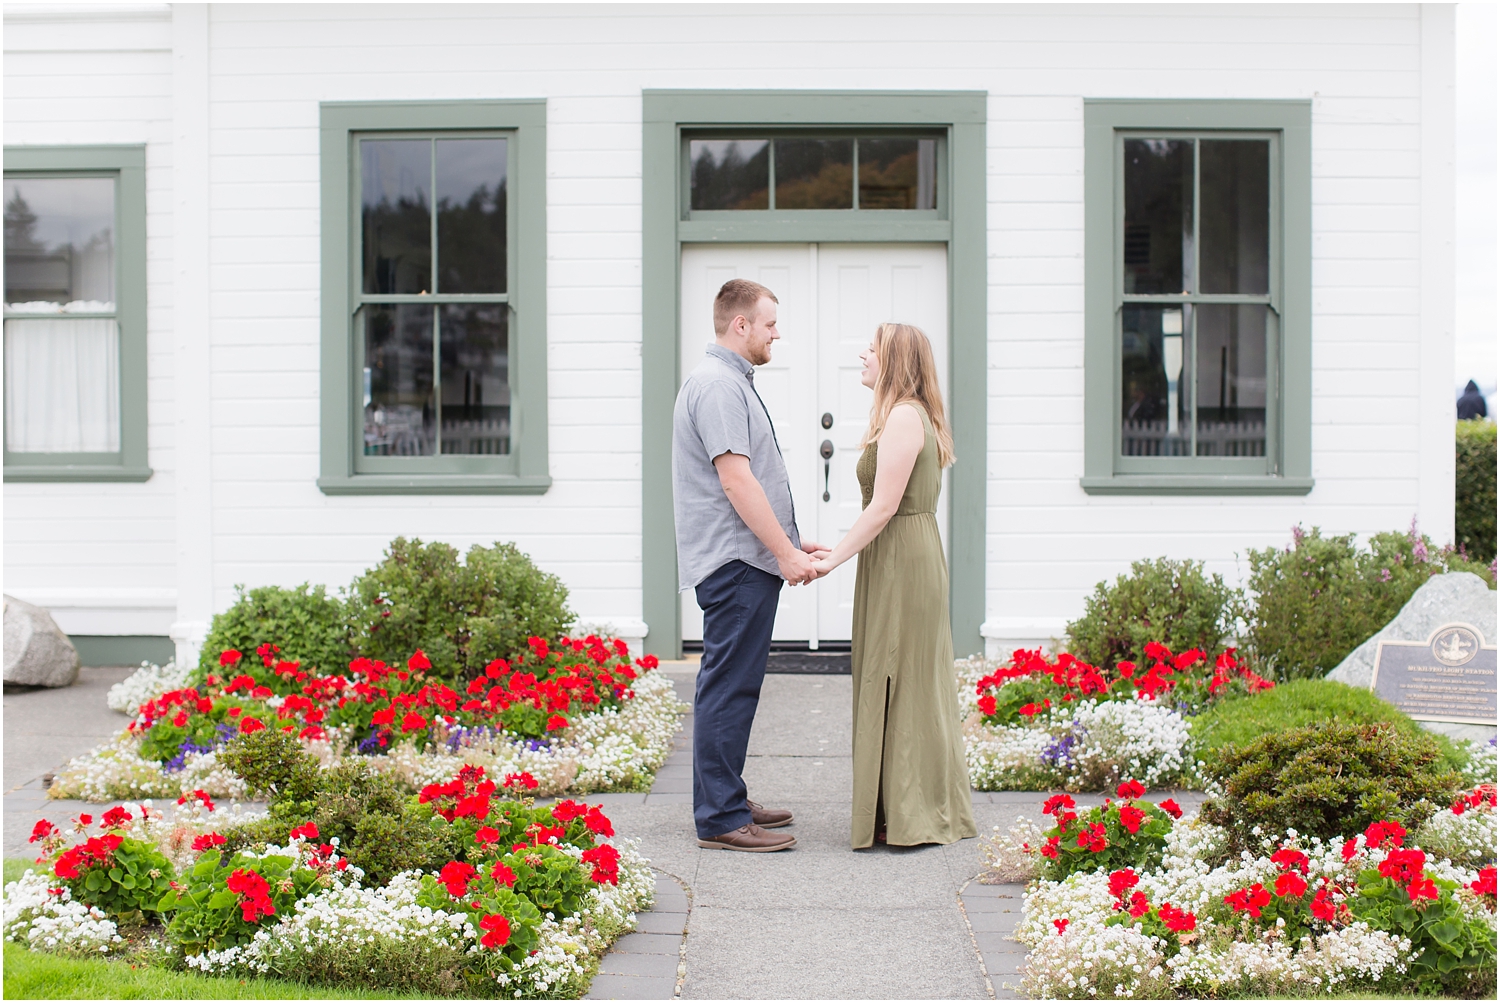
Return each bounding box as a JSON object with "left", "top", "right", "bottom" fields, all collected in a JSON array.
[{"left": 4, "top": 663, "right": 1207, "bottom": 1000}]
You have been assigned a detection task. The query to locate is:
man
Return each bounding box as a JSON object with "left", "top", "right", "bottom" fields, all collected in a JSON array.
[{"left": 672, "top": 278, "right": 826, "bottom": 852}]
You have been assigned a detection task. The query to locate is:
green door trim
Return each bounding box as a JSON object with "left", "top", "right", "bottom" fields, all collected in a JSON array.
[{"left": 642, "top": 90, "right": 987, "bottom": 658}]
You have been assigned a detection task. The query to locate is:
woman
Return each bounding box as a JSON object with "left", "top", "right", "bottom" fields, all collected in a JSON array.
[{"left": 810, "top": 323, "right": 977, "bottom": 849}]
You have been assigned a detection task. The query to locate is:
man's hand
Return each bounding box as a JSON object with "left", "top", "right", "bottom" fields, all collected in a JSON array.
[
  {"left": 799, "top": 539, "right": 832, "bottom": 559},
  {"left": 778, "top": 548, "right": 818, "bottom": 586}
]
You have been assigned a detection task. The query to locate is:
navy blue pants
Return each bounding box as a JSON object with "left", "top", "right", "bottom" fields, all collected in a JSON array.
[{"left": 692, "top": 560, "right": 783, "bottom": 838}]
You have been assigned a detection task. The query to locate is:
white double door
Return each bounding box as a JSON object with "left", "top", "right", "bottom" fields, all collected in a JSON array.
[{"left": 679, "top": 242, "right": 949, "bottom": 646}]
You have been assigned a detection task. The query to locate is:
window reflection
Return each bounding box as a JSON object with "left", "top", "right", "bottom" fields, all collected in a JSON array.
[
  {"left": 1194, "top": 304, "right": 1266, "bottom": 456},
  {"left": 3, "top": 177, "right": 115, "bottom": 308},
  {"left": 859, "top": 138, "right": 937, "bottom": 210},
  {"left": 689, "top": 140, "right": 769, "bottom": 210},
  {"left": 361, "top": 140, "right": 431, "bottom": 294},
  {"left": 774, "top": 139, "right": 853, "bottom": 209},
  {"left": 363, "top": 304, "right": 435, "bottom": 456},
  {"left": 436, "top": 139, "right": 507, "bottom": 294},
  {"left": 1123, "top": 139, "right": 1192, "bottom": 294},
  {"left": 440, "top": 304, "right": 509, "bottom": 454},
  {"left": 1121, "top": 305, "right": 1190, "bottom": 456},
  {"left": 1199, "top": 140, "right": 1269, "bottom": 295}
]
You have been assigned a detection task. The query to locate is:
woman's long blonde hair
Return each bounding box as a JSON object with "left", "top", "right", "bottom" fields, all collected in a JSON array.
[{"left": 859, "top": 322, "right": 955, "bottom": 468}]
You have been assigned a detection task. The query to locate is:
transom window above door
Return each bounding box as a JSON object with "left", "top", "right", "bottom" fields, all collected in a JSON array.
[{"left": 684, "top": 133, "right": 941, "bottom": 212}]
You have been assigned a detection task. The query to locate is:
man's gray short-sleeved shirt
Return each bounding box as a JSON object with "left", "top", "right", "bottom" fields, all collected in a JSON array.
[{"left": 672, "top": 344, "right": 800, "bottom": 590}]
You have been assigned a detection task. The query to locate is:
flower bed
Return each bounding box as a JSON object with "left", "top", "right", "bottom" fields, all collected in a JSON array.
[
  {"left": 959, "top": 643, "right": 1261, "bottom": 792},
  {"left": 52, "top": 636, "right": 686, "bottom": 802},
  {"left": 6, "top": 765, "right": 656, "bottom": 999},
  {"left": 1000, "top": 781, "right": 1498, "bottom": 998}
]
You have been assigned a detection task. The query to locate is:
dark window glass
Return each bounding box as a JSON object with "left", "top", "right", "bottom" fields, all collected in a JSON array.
[
  {"left": 4, "top": 176, "right": 115, "bottom": 306},
  {"left": 774, "top": 139, "right": 853, "bottom": 209},
  {"left": 858, "top": 138, "right": 937, "bottom": 210},
  {"left": 1195, "top": 304, "right": 1267, "bottom": 456},
  {"left": 363, "top": 304, "right": 434, "bottom": 455},
  {"left": 1199, "top": 140, "right": 1269, "bottom": 295},
  {"left": 440, "top": 303, "right": 509, "bottom": 454},
  {"left": 689, "top": 140, "right": 768, "bottom": 210},
  {"left": 361, "top": 140, "right": 430, "bottom": 294},
  {"left": 436, "top": 139, "right": 507, "bottom": 294},
  {"left": 1123, "top": 139, "right": 1192, "bottom": 294},
  {"left": 1121, "top": 304, "right": 1190, "bottom": 456}
]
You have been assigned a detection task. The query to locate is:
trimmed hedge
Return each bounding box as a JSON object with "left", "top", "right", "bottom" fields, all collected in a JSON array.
[
  {"left": 196, "top": 583, "right": 351, "bottom": 678},
  {"left": 1456, "top": 419, "right": 1497, "bottom": 565},
  {"left": 1064, "top": 557, "right": 1237, "bottom": 672}
]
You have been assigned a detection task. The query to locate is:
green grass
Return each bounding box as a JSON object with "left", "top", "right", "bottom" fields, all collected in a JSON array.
[
  {"left": 1188, "top": 679, "right": 1466, "bottom": 766},
  {"left": 2, "top": 943, "right": 451, "bottom": 1000},
  {"left": 6, "top": 857, "right": 41, "bottom": 886}
]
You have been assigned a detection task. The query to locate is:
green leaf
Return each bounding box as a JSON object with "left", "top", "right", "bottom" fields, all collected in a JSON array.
[
  {"left": 207, "top": 889, "right": 237, "bottom": 910},
  {"left": 120, "top": 874, "right": 137, "bottom": 889},
  {"left": 85, "top": 870, "right": 107, "bottom": 892}
]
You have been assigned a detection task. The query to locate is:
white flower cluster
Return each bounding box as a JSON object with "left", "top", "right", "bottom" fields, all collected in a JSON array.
[
  {"left": 106, "top": 660, "right": 195, "bottom": 714},
  {"left": 2, "top": 870, "right": 122, "bottom": 955},
  {"left": 965, "top": 696, "right": 1191, "bottom": 792},
  {"left": 1414, "top": 802, "right": 1497, "bottom": 867},
  {"left": 1019, "top": 814, "right": 1487, "bottom": 999},
  {"left": 1020, "top": 920, "right": 1171, "bottom": 999},
  {"left": 979, "top": 815, "right": 1046, "bottom": 885},
  {"left": 1458, "top": 740, "right": 1498, "bottom": 786},
  {"left": 45, "top": 734, "right": 183, "bottom": 801},
  {"left": 1166, "top": 924, "right": 1411, "bottom": 996}
]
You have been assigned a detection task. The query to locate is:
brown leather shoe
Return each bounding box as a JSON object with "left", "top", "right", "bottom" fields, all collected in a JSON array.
[
  {"left": 747, "top": 799, "right": 793, "bottom": 828},
  {"left": 697, "top": 823, "right": 797, "bottom": 852}
]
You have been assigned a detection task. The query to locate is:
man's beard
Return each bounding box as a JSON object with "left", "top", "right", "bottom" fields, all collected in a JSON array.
[{"left": 749, "top": 341, "right": 773, "bottom": 366}]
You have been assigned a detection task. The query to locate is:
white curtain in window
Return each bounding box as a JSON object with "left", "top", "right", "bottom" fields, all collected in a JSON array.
[{"left": 4, "top": 317, "right": 120, "bottom": 452}]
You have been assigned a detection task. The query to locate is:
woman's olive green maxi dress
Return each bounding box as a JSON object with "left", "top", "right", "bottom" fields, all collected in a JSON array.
[{"left": 850, "top": 406, "right": 978, "bottom": 849}]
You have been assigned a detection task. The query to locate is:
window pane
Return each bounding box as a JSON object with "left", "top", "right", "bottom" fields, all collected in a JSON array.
[
  {"left": 858, "top": 138, "right": 937, "bottom": 209},
  {"left": 439, "top": 304, "right": 509, "bottom": 455},
  {"left": 1121, "top": 304, "right": 1190, "bottom": 456},
  {"left": 1123, "top": 139, "right": 1192, "bottom": 294},
  {"left": 1195, "top": 304, "right": 1267, "bottom": 456},
  {"left": 361, "top": 140, "right": 431, "bottom": 294},
  {"left": 774, "top": 139, "right": 853, "bottom": 209},
  {"left": 363, "top": 304, "right": 434, "bottom": 455},
  {"left": 4, "top": 317, "right": 120, "bottom": 452},
  {"left": 436, "top": 138, "right": 507, "bottom": 294},
  {"left": 689, "top": 140, "right": 768, "bottom": 210},
  {"left": 4, "top": 177, "right": 115, "bottom": 308},
  {"left": 1199, "top": 140, "right": 1269, "bottom": 295}
]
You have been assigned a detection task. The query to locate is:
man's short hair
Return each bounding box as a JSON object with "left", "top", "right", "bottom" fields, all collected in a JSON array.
[{"left": 713, "top": 278, "right": 777, "bottom": 335}]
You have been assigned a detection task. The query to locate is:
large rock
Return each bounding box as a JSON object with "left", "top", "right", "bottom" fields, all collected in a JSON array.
[
  {"left": 3, "top": 595, "right": 80, "bottom": 688},
  {"left": 1327, "top": 572, "right": 1496, "bottom": 743}
]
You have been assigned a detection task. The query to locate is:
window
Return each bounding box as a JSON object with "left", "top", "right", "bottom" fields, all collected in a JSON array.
[
  {"left": 319, "top": 102, "right": 548, "bottom": 495},
  {"left": 3, "top": 146, "right": 149, "bottom": 481},
  {"left": 684, "top": 133, "right": 941, "bottom": 213},
  {"left": 1082, "top": 101, "right": 1312, "bottom": 495}
]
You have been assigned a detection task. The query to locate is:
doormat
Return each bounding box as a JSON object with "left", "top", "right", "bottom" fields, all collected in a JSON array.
[{"left": 765, "top": 651, "right": 851, "bottom": 674}]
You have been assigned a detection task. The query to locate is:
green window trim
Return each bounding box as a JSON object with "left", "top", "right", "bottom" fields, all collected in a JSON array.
[
  {"left": 642, "top": 89, "right": 987, "bottom": 658},
  {"left": 1082, "top": 99, "right": 1312, "bottom": 496},
  {"left": 3, "top": 145, "right": 151, "bottom": 483},
  {"left": 317, "top": 100, "right": 549, "bottom": 496}
]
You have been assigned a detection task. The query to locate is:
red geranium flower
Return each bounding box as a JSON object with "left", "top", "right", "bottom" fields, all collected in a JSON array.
[
  {"left": 584, "top": 805, "right": 615, "bottom": 837},
  {"left": 582, "top": 843, "right": 621, "bottom": 884},
  {"left": 1271, "top": 847, "right": 1309, "bottom": 874},
  {"left": 1225, "top": 883, "right": 1271, "bottom": 918},
  {"left": 977, "top": 694, "right": 997, "bottom": 716},
  {"left": 1108, "top": 869, "right": 1139, "bottom": 901},
  {"left": 1116, "top": 779, "right": 1145, "bottom": 800},
  {"left": 1158, "top": 902, "right": 1196, "bottom": 932},
  {"left": 1156, "top": 799, "right": 1182, "bottom": 819},
  {"left": 1310, "top": 883, "right": 1340, "bottom": 922},
  {"left": 490, "top": 861, "right": 517, "bottom": 887},
  {"left": 29, "top": 820, "right": 56, "bottom": 843},
  {"left": 1052, "top": 917, "right": 1069, "bottom": 935},
  {"left": 100, "top": 806, "right": 133, "bottom": 828},
  {"left": 1469, "top": 866, "right": 1496, "bottom": 899},
  {"left": 408, "top": 650, "right": 431, "bottom": 671},
  {"left": 219, "top": 649, "right": 243, "bottom": 666},
  {"left": 1407, "top": 876, "right": 1438, "bottom": 903},
  {"left": 438, "top": 860, "right": 477, "bottom": 898},
  {"left": 551, "top": 800, "right": 587, "bottom": 823},
  {"left": 400, "top": 712, "right": 428, "bottom": 733},
  {"left": 1039, "top": 835, "right": 1060, "bottom": 859},
  {"left": 475, "top": 826, "right": 500, "bottom": 846},
  {"left": 239, "top": 716, "right": 266, "bottom": 734},
  {"left": 1378, "top": 848, "right": 1427, "bottom": 886},
  {"left": 1274, "top": 871, "right": 1308, "bottom": 898},
  {"left": 289, "top": 822, "right": 320, "bottom": 841},
  {"left": 1117, "top": 805, "right": 1147, "bottom": 834},
  {"left": 1364, "top": 820, "right": 1406, "bottom": 850},
  {"left": 1041, "top": 794, "right": 1075, "bottom": 817},
  {"left": 1077, "top": 823, "right": 1108, "bottom": 853},
  {"left": 546, "top": 714, "right": 569, "bottom": 731},
  {"left": 192, "top": 832, "right": 226, "bottom": 852},
  {"left": 1127, "top": 890, "right": 1150, "bottom": 918},
  {"left": 479, "top": 913, "right": 511, "bottom": 949}
]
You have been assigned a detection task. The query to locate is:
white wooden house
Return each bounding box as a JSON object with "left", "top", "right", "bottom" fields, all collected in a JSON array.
[{"left": 2, "top": 3, "right": 1460, "bottom": 668}]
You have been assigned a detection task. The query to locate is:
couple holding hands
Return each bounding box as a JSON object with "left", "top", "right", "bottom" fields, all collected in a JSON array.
[{"left": 672, "top": 278, "right": 976, "bottom": 853}]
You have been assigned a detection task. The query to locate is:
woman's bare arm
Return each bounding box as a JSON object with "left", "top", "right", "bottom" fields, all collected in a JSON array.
[{"left": 811, "top": 403, "right": 925, "bottom": 573}]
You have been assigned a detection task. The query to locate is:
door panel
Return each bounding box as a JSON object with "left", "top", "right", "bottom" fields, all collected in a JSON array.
[{"left": 678, "top": 243, "right": 948, "bottom": 646}]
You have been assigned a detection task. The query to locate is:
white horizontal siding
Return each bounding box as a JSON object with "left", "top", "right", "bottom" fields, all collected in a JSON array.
[{"left": 1, "top": 3, "right": 1447, "bottom": 649}]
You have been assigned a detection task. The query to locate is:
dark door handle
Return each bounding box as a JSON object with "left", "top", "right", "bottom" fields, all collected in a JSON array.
[
  {"left": 820, "top": 439, "right": 834, "bottom": 501},
  {"left": 821, "top": 412, "right": 834, "bottom": 429}
]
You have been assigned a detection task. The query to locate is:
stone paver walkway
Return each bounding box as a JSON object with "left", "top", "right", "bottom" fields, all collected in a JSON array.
[{"left": 3, "top": 663, "right": 1207, "bottom": 1000}]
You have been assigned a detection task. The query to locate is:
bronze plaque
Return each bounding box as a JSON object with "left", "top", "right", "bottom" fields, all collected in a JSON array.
[{"left": 1370, "top": 623, "right": 1497, "bottom": 726}]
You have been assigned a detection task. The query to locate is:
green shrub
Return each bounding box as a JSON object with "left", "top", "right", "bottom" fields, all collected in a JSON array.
[
  {"left": 1198, "top": 721, "right": 1461, "bottom": 851},
  {"left": 217, "top": 730, "right": 458, "bottom": 887},
  {"left": 1189, "top": 678, "right": 1467, "bottom": 770},
  {"left": 346, "top": 537, "right": 573, "bottom": 683},
  {"left": 197, "top": 584, "right": 351, "bottom": 678},
  {"left": 1456, "top": 420, "right": 1497, "bottom": 565},
  {"left": 1064, "top": 557, "right": 1237, "bottom": 671},
  {"left": 1242, "top": 524, "right": 1494, "bottom": 681}
]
